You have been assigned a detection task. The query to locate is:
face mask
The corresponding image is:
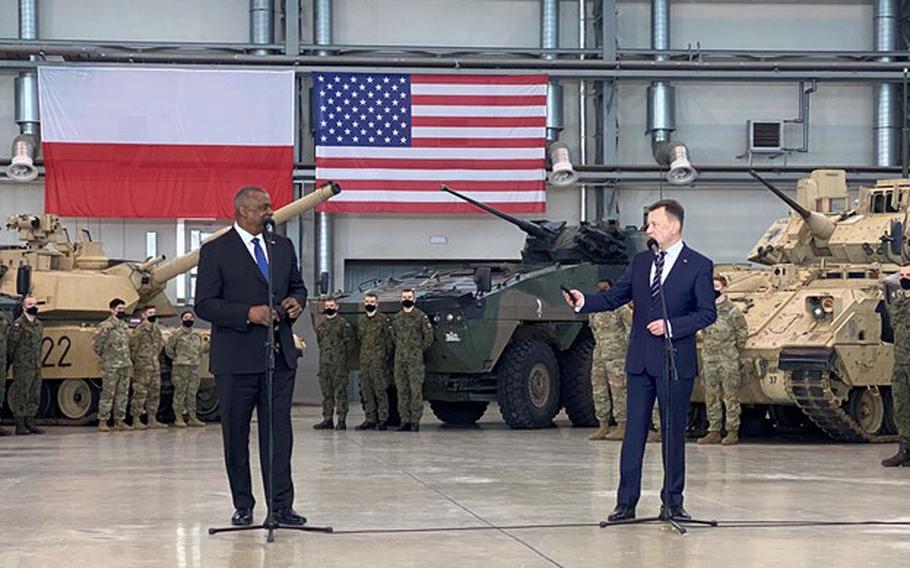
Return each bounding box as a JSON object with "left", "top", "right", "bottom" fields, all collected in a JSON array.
[
  {"left": 115, "top": 312, "right": 127, "bottom": 320},
  {"left": 365, "top": 304, "right": 377, "bottom": 313},
  {"left": 147, "top": 315, "right": 157, "bottom": 323},
  {"left": 401, "top": 300, "right": 415, "bottom": 309},
  {"left": 713, "top": 290, "right": 722, "bottom": 300},
  {"left": 901, "top": 278, "right": 910, "bottom": 291},
  {"left": 182, "top": 319, "right": 195, "bottom": 328},
  {"left": 323, "top": 308, "right": 337, "bottom": 316},
  {"left": 26, "top": 306, "right": 38, "bottom": 316}
]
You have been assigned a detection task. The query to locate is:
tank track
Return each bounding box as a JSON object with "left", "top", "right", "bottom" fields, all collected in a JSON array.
[{"left": 787, "top": 370, "right": 896, "bottom": 443}]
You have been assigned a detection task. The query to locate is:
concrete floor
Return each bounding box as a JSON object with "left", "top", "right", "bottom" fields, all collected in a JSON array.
[{"left": 1, "top": 406, "right": 909, "bottom": 568}]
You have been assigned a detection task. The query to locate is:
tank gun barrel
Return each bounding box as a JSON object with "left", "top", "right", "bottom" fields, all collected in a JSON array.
[
  {"left": 749, "top": 170, "right": 836, "bottom": 240},
  {"left": 149, "top": 182, "right": 341, "bottom": 285},
  {"left": 440, "top": 185, "right": 557, "bottom": 242}
]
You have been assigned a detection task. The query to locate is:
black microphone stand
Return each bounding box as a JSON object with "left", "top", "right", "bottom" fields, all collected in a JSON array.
[
  {"left": 209, "top": 218, "right": 333, "bottom": 542},
  {"left": 600, "top": 242, "right": 717, "bottom": 535}
]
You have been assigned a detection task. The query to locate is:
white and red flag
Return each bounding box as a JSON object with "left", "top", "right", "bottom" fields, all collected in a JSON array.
[{"left": 38, "top": 67, "right": 295, "bottom": 219}]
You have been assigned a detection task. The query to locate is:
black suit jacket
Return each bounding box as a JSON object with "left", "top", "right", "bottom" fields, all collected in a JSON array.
[
  {"left": 194, "top": 228, "right": 308, "bottom": 375},
  {"left": 580, "top": 244, "right": 716, "bottom": 378}
]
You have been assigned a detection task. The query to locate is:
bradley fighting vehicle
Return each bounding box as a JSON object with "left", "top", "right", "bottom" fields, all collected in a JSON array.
[
  {"left": 715, "top": 170, "right": 908, "bottom": 442},
  {"left": 0, "top": 183, "right": 340, "bottom": 424},
  {"left": 329, "top": 186, "right": 645, "bottom": 429}
]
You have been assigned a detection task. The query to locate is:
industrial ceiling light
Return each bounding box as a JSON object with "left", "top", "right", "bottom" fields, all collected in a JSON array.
[
  {"left": 5, "top": 134, "right": 39, "bottom": 182},
  {"left": 547, "top": 142, "right": 578, "bottom": 187},
  {"left": 665, "top": 141, "right": 697, "bottom": 186}
]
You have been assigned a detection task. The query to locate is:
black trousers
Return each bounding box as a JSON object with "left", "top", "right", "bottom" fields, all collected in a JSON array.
[{"left": 215, "top": 360, "right": 296, "bottom": 512}]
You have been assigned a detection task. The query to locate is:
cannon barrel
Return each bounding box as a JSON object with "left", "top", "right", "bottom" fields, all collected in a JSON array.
[
  {"left": 149, "top": 182, "right": 341, "bottom": 285},
  {"left": 749, "top": 170, "right": 836, "bottom": 240},
  {"left": 440, "top": 185, "right": 557, "bottom": 242}
]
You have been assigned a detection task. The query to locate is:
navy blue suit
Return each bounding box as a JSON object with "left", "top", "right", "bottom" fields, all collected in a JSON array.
[{"left": 580, "top": 243, "right": 715, "bottom": 508}]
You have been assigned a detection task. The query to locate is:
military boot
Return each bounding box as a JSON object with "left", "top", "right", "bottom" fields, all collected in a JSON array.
[
  {"left": 131, "top": 415, "right": 148, "bottom": 431},
  {"left": 881, "top": 440, "right": 910, "bottom": 467},
  {"left": 14, "top": 418, "right": 29, "bottom": 435},
  {"left": 698, "top": 431, "right": 723, "bottom": 445},
  {"left": 588, "top": 423, "right": 611, "bottom": 441},
  {"left": 648, "top": 429, "right": 661, "bottom": 443},
  {"left": 605, "top": 422, "right": 626, "bottom": 441},
  {"left": 377, "top": 421, "right": 388, "bottom": 431},
  {"left": 721, "top": 432, "right": 739, "bottom": 446},
  {"left": 98, "top": 421, "right": 112, "bottom": 433},
  {"left": 335, "top": 420, "right": 347, "bottom": 431},
  {"left": 312, "top": 419, "right": 333, "bottom": 430},
  {"left": 396, "top": 422, "right": 411, "bottom": 432},
  {"left": 147, "top": 417, "right": 167, "bottom": 429},
  {"left": 354, "top": 421, "right": 377, "bottom": 431},
  {"left": 173, "top": 414, "right": 187, "bottom": 428},
  {"left": 0, "top": 425, "right": 12, "bottom": 436},
  {"left": 187, "top": 414, "right": 206, "bottom": 428},
  {"left": 113, "top": 419, "right": 133, "bottom": 432},
  {"left": 25, "top": 418, "right": 45, "bottom": 435}
]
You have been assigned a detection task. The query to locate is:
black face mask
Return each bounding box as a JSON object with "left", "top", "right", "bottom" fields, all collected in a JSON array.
[
  {"left": 323, "top": 308, "right": 337, "bottom": 316},
  {"left": 26, "top": 306, "right": 38, "bottom": 316},
  {"left": 901, "top": 278, "right": 910, "bottom": 291},
  {"left": 713, "top": 290, "right": 722, "bottom": 300},
  {"left": 147, "top": 315, "right": 157, "bottom": 323},
  {"left": 401, "top": 300, "right": 415, "bottom": 309},
  {"left": 115, "top": 312, "right": 128, "bottom": 320},
  {"left": 182, "top": 319, "right": 195, "bottom": 328},
  {"left": 365, "top": 304, "right": 377, "bottom": 313}
]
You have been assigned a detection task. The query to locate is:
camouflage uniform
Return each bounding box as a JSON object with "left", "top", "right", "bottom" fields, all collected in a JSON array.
[
  {"left": 887, "top": 292, "right": 910, "bottom": 442},
  {"left": 7, "top": 315, "right": 43, "bottom": 418},
  {"left": 316, "top": 316, "right": 355, "bottom": 422},
  {"left": 0, "top": 313, "right": 10, "bottom": 416},
  {"left": 701, "top": 297, "right": 749, "bottom": 434},
  {"left": 93, "top": 316, "right": 132, "bottom": 422},
  {"left": 165, "top": 327, "right": 207, "bottom": 418},
  {"left": 357, "top": 312, "right": 395, "bottom": 423},
  {"left": 129, "top": 320, "right": 164, "bottom": 420},
  {"left": 392, "top": 308, "right": 434, "bottom": 423}
]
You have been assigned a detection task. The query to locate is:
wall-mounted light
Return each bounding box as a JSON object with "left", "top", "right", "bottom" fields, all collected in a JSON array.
[
  {"left": 547, "top": 142, "right": 578, "bottom": 187},
  {"left": 5, "top": 134, "right": 39, "bottom": 182}
]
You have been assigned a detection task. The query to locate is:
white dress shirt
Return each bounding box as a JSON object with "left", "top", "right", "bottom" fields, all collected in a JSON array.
[
  {"left": 234, "top": 222, "right": 269, "bottom": 264},
  {"left": 649, "top": 239, "right": 684, "bottom": 285}
]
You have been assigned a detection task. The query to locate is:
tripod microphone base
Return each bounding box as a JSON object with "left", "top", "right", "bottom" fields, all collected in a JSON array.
[
  {"left": 208, "top": 518, "right": 335, "bottom": 542},
  {"left": 599, "top": 515, "right": 718, "bottom": 535}
]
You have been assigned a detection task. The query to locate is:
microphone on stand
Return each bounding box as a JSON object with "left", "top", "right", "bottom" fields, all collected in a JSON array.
[
  {"left": 262, "top": 215, "right": 276, "bottom": 233},
  {"left": 647, "top": 237, "right": 660, "bottom": 255}
]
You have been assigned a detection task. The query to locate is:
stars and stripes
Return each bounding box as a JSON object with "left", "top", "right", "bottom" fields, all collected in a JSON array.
[{"left": 313, "top": 72, "right": 548, "bottom": 214}]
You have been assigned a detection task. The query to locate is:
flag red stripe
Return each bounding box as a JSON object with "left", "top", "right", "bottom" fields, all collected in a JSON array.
[
  {"left": 315, "top": 157, "right": 545, "bottom": 170},
  {"left": 316, "top": 179, "right": 543, "bottom": 192},
  {"left": 411, "top": 116, "right": 546, "bottom": 127},
  {"left": 410, "top": 138, "right": 544, "bottom": 148},
  {"left": 411, "top": 74, "right": 548, "bottom": 85},
  {"left": 317, "top": 201, "right": 546, "bottom": 214},
  {"left": 411, "top": 95, "right": 547, "bottom": 106},
  {"left": 43, "top": 142, "right": 293, "bottom": 219}
]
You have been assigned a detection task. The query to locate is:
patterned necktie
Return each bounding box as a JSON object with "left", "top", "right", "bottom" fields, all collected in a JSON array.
[
  {"left": 251, "top": 237, "right": 269, "bottom": 280},
  {"left": 651, "top": 251, "right": 666, "bottom": 300}
]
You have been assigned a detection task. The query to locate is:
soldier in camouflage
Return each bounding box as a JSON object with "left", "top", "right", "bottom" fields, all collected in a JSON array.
[
  {"left": 165, "top": 310, "right": 207, "bottom": 428},
  {"left": 883, "top": 265, "right": 910, "bottom": 467},
  {"left": 392, "top": 289, "right": 434, "bottom": 432},
  {"left": 93, "top": 298, "right": 133, "bottom": 432},
  {"left": 0, "top": 309, "right": 10, "bottom": 436},
  {"left": 697, "top": 275, "right": 749, "bottom": 446},
  {"left": 355, "top": 292, "right": 395, "bottom": 431},
  {"left": 129, "top": 305, "right": 166, "bottom": 430},
  {"left": 313, "top": 297, "right": 355, "bottom": 431},
  {"left": 8, "top": 297, "right": 45, "bottom": 435},
  {"left": 589, "top": 280, "right": 633, "bottom": 441}
]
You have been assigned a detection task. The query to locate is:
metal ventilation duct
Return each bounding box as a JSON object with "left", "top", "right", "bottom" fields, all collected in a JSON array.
[
  {"left": 874, "top": 0, "right": 898, "bottom": 167},
  {"left": 6, "top": 0, "right": 40, "bottom": 182},
  {"left": 542, "top": 0, "right": 563, "bottom": 143},
  {"left": 250, "top": 0, "right": 274, "bottom": 56},
  {"left": 314, "top": 0, "right": 335, "bottom": 292}
]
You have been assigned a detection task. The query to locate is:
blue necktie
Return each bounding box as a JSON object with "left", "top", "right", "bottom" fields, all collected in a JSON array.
[{"left": 251, "top": 237, "right": 269, "bottom": 280}]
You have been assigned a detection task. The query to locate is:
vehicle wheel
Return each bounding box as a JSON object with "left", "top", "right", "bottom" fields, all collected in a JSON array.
[
  {"left": 430, "top": 400, "right": 489, "bottom": 426},
  {"left": 496, "top": 338, "right": 561, "bottom": 429},
  {"left": 196, "top": 385, "right": 220, "bottom": 422},
  {"left": 57, "top": 379, "right": 95, "bottom": 420},
  {"left": 847, "top": 387, "right": 885, "bottom": 436},
  {"left": 558, "top": 334, "right": 598, "bottom": 427}
]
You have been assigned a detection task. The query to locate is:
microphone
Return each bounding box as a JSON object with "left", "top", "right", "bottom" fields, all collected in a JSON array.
[
  {"left": 647, "top": 238, "right": 660, "bottom": 254},
  {"left": 262, "top": 215, "right": 276, "bottom": 232}
]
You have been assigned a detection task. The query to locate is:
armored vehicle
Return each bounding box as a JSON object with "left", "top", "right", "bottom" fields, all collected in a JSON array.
[
  {"left": 328, "top": 186, "right": 644, "bottom": 429},
  {"left": 1, "top": 183, "right": 340, "bottom": 424},
  {"left": 715, "top": 170, "right": 906, "bottom": 441}
]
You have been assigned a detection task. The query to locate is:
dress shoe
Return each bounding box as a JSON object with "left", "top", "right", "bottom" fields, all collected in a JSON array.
[
  {"left": 377, "top": 421, "right": 388, "bottom": 431},
  {"left": 647, "top": 430, "right": 661, "bottom": 443},
  {"left": 113, "top": 419, "right": 133, "bottom": 432},
  {"left": 25, "top": 418, "right": 45, "bottom": 435},
  {"left": 14, "top": 418, "right": 29, "bottom": 435},
  {"left": 882, "top": 440, "right": 910, "bottom": 467},
  {"left": 173, "top": 414, "right": 187, "bottom": 428},
  {"left": 273, "top": 508, "right": 307, "bottom": 526},
  {"left": 411, "top": 422, "right": 420, "bottom": 432},
  {"left": 131, "top": 415, "right": 148, "bottom": 431},
  {"left": 698, "top": 431, "right": 722, "bottom": 445},
  {"left": 605, "top": 422, "right": 626, "bottom": 441},
  {"left": 98, "top": 421, "right": 111, "bottom": 433},
  {"left": 396, "top": 422, "right": 412, "bottom": 432},
  {"left": 721, "top": 432, "right": 739, "bottom": 446},
  {"left": 354, "top": 421, "right": 377, "bottom": 431},
  {"left": 147, "top": 417, "right": 167, "bottom": 429},
  {"left": 588, "top": 424, "right": 610, "bottom": 441},
  {"left": 334, "top": 420, "right": 347, "bottom": 431},
  {"left": 231, "top": 509, "right": 253, "bottom": 526},
  {"left": 606, "top": 505, "right": 636, "bottom": 522},
  {"left": 659, "top": 505, "right": 691, "bottom": 521},
  {"left": 313, "top": 419, "right": 334, "bottom": 430},
  {"left": 187, "top": 414, "right": 206, "bottom": 427}
]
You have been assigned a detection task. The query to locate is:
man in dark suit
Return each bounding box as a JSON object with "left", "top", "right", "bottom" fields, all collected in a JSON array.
[
  {"left": 195, "top": 186, "right": 308, "bottom": 528},
  {"left": 564, "top": 199, "right": 716, "bottom": 522}
]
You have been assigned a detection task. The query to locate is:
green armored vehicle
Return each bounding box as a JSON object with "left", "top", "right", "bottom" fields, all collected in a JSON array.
[{"left": 331, "top": 186, "right": 644, "bottom": 429}]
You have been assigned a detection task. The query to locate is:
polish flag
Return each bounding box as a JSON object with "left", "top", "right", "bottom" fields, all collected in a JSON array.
[{"left": 38, "top": 67, "right": 295, "bottom": 219}]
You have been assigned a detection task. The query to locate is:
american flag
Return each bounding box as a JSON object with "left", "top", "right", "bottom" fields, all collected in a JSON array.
[{"left": 313, "top": 72, "right": 548, "bottom": 214}]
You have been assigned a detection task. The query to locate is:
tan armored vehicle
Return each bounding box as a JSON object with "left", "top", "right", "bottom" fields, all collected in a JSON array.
[
  {"left": 716, "top": 170, "right": 905, "bottom": 441},
  {"left": 0, "top": 183, "right": 340, "bottom": 424}
]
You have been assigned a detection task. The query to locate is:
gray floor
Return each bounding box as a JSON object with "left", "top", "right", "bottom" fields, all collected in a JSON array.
[{"left": 1, "top": 406, "right": 909, "bottom": 568}]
